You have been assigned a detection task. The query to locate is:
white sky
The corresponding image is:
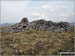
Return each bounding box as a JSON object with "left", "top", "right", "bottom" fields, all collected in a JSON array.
[{"left": 1, "top": 1, "right": 75, "bottom": 23}]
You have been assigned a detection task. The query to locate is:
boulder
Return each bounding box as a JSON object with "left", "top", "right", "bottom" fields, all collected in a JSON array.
[
  {"left": 1, "top": 18, "right": 70, "bottom": 33},
  {"left": 20, "top": 17, "right": 29, "bottom": 24}
]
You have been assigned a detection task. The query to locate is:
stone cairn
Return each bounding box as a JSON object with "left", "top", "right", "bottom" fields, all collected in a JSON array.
[{"left": 1, "top": 17, "right": 70, "bottom": 33}]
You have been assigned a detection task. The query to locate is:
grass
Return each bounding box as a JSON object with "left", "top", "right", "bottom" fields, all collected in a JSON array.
[{"left": 0, "top": 26, "right": 74, "bottom": 55}]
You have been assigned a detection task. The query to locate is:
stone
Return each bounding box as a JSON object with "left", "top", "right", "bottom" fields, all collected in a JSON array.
[
  {"left": 20, "top": 17, "right": 29, "bottom": 24},
  {"left": 1, "top": 17, "right": 70, "bottom": 33}
]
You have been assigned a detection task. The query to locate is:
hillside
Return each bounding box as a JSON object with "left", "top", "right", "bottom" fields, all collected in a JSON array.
[{"left": 0, "top": 18, "right": 74, "bottom": 55}]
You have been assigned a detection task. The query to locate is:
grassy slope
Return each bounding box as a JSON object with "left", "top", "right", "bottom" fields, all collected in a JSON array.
[{"left": 0, "top": 26, "right": 74, "bottom": 55}]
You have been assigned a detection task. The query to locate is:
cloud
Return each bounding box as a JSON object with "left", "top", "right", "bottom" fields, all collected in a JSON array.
[
  {"left": 32, "top": 12, "right": 48, "bottom": 20},
  {"left": 56, "top": 5, "right": 68, "bottom": 9},
  {"left": 1, "top": 1, "right": 74, "bottom": 23},
  {"left": 72, "top": 12, "right": 75, "bottom": 15},
  {"left": 1, "top": 1, "right": 31, "bottom": 13},
  {"left": 42, "top": 5, "right": 55, "bottom": 11},
  {"left": 40, "top": 14, "right": 48, "bottom": 19},
  {"left": 58, "top": 13, "right": 69, "bottom": 18},
  {"left": 33, "top": 13, "right": 40, "bottom": 16},
  {"left": 1, "top": 1, "right": 31, "bottom": 23}
]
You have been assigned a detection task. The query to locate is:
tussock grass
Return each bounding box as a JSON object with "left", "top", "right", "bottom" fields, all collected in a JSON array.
[{"left": 0, "top": 26, "right": 74, "bottom": 55}]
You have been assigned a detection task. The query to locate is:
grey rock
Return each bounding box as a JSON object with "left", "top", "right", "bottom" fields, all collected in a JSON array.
[
  {"left": 1, "top": 18, "right": 70, "bottom": 33},
  {"left": 20, "top": 17, "right": 29, "bottom": 24}
]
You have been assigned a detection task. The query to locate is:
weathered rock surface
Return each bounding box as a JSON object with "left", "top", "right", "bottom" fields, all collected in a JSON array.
[
  {"left": 20, "top": 17, "right": 29, "bottom": 24},
  {"left": 1, "top": 18, "right": 70, "bottom": 33}
]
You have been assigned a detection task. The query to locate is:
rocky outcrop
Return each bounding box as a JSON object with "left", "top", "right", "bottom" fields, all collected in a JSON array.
[
  {"left": 29, "top": 19, "right": 70, "bottom": 32},
  {"left": 1, "top": 18, "right": 70, "bottom": 33},
  {"left": 20, "top": 17, "right": 29, "bottom": 24}
]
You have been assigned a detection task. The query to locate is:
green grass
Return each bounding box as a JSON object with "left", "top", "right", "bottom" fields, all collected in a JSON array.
[{"left": 0, "top": 26, "right": 74, "bottom": 55}]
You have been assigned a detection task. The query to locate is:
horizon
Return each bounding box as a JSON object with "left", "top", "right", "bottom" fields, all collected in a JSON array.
[
  {"left": 1, "top": 18, "right": 75, "bottom": 24},
  {"left": 1, "top": 0, "right": 75, "bottom": 24}
]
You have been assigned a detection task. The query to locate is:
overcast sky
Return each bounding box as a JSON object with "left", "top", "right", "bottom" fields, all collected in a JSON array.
[{"left": 1, "top": 0, "right": 75, "bottom": 24}]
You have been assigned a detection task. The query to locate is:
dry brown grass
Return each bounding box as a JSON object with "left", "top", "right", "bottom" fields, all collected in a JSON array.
[{"left": 0, "top": 26, "right": 74, "bottom": 55}]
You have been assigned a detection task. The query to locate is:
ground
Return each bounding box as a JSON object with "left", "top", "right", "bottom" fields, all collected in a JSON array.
[{"left": 0, "top": 26, "right": 74, "bottom": 55}]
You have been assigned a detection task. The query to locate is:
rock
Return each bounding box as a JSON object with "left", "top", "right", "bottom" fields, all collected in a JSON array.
[
  {"left": 1, "top": 17, "right": 70, "bottom": 33},
  {"left": 20, "top": 17, "right": 29, "bottom": 24}
]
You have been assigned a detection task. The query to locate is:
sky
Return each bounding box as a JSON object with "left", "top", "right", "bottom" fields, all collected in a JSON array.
[{"left": 1, "top": 0, "right": 75, "bottom": 24}]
